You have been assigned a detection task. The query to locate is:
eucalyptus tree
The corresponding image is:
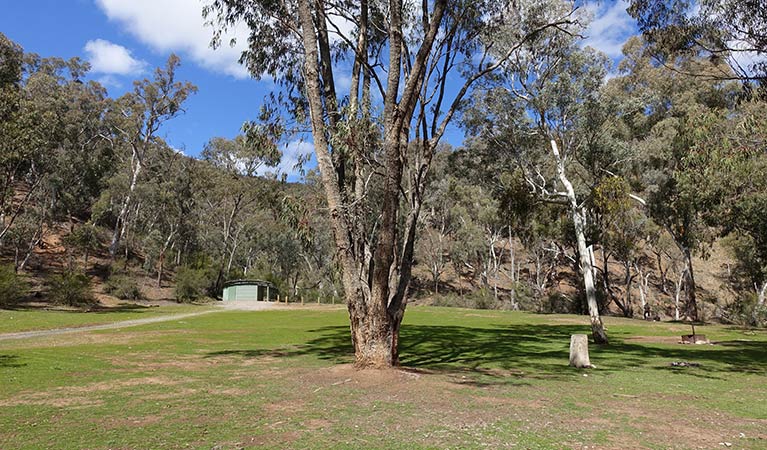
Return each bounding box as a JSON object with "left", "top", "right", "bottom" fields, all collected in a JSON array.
[
  {"left": 592, "top": 177, "right": 651, "bottom": 317},
  {"left": 0, "top": 34, "right": 23, "bottom": 217},
  {"left": 682, "top": 100, "right": 767, "bottom": 309},
  {"left": 136, "top": 146, "right": 198, "bottom": 287},
  {"left": 205, "top": 0, "right": 579, "bottom": 366},
  {"left": 628, "top": 0, "right": 767, "bottom": 87},
  {"left": 106, "top": 55, "right": 197, "bottom": 257},
  {"left": 0, "top": 35, "right": 24, "bottom": 233},
  {"left": 608, "top": 36, "right": 740, "bottom": 321},
  {"left": 0, "top": 44, "right": 64, "bottom": 244},
  {"left": 463, "top": 19, "right": 612, "bottom": 342},
  {"left": 200, "top": 131, "right": 282, "bottom": 291},
  {"left": 0, "top": 44, "right": 111, "bottom": 271}
]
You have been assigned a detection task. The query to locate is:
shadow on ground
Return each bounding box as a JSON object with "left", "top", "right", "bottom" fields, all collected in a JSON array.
[
  {"left": 1, "top": 303, "right": 162, "bottom": 314},
  {"left": 206, "top": 322, "right": 767, "bottom": 383},
  {"left": 0, "top": 354, "right": 26, "bottom": 368}
]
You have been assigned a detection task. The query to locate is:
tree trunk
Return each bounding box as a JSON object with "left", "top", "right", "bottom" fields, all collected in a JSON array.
[
  {"left": 655, "top": 251, "right": 668, "bottom": 294},
  {"left": 551, "top": 140, "right": 608, "bottom": 344},
  {"left": 757, "top": 281, "right": 766, "bottom": 307},
  {"left": 296, "top": 0, "right": 447, "bottom": 368},
  {"left": 157, "top": 228, "right": 176, "bottom": 288},
  {"left": 347, "top": 297, "right": 400, "bottom": 367},
  {"left": 109, "top": 154, "right": 141, "bottom": 257},
  {"left": 622, "top": 261, "right": 634, "bottom": 318},
  {"left": 18, "top": 213, "right": 45, "bottom": 272},
  {"left": 674, "top": 269, "right": 685, "bottom": 321},
  {"left": 682, "top": 247, "right": 699, "bottom": 322},
  {"left": 636, "top": 263, "right": 650, "bottom": 316},
  {"left": 569, "top": 334, "right": 593, "bottom": 368},
  {"left": 296, "top": 0, "right": 397, "bottom": 368},
  {"left": 157, "top": 253, "right": 165, "bottom": 288},
  {"left": 601, "top": 250, "right": 619, "bottom": 309}
]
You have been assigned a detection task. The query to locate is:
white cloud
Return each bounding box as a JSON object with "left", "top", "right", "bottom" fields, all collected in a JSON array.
[
  {"left": 583, "top": 0, "right": 636, "bottom": 59},
  {"left": 335, "top": 72, "right": 352, "bottom": 96},
  {"left": 729, "top": 40, "right": 767, "bottom": 77},
  {"left": 95, "top": 0, "right": 250, "bottom": 78},
  {"left": 84, "top": 39, "right": 147, "bottom": 75},
  {"left": 263, "top": 140, "right": 314, "bottom": 180},
  {"left": 95, "top": 74, "right": 123, "bottom": 89},
  {"left": 326, "top": 11, "right": 355, "bottom": 45}
]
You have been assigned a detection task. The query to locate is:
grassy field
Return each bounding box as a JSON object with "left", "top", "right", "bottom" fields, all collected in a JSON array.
[
  {"left": 0, "top": 304, "right": 209, "bottom": 334},
  {"left": 1, "top": 305, "right": 765, "bottom": 449}
]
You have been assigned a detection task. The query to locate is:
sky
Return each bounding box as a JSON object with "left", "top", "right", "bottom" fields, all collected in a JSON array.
[{"left": 1, "top": 0, "right": 638, "bottom": 180}]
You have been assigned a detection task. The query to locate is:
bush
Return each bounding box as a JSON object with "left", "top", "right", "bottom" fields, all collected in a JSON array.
[
  {"left": 545, "top": 292, "right": 577, "bottom": 314},
  {"left": 49, "top": 271, "right": 95, "bottom": 306},
  {"left": 433, "top": 289, "right": 500, "bottom": 310},
  {"left": 0, "top": 264, "right": 28, "bottom": 305},
  {"left": 105, "top": 275, "right": 143, "bottom": 301},
  {"left": 723, "top": 294, "right": 767, "bottom": 327},
  {"left": 174, "top": 266, "right": 210, "bottom": 302}
]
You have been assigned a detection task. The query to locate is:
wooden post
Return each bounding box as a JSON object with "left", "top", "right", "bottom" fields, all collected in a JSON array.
[
  {"left": 301, "top": 295, "right": 304, "bottom": 305},
  {"left": 569, "top": 334, "right": 594, "bottom": 368},
  {"left": 317, "top": 295, "right": 320, "bottom": 304}
]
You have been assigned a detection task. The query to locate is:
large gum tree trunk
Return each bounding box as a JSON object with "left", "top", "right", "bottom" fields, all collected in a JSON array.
[
  {"left": 297, "top": 0, "right": 403, "bottom": 368},
  {"left": 551, "top": 140, "right": 608, "bottom": 344},
  {"left": 297, "top": 0, "right": 445, "bottom": 367},
  {"left": 347, "top": 294, "right": 400, "bottom": 367}
]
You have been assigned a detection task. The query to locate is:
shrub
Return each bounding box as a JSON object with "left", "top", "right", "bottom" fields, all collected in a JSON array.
[
  {"left": 0, "top": 264, "right": 28, "bottom": 305},
  {"left": 432, "top": 289, "right": 500, "bottom": 310},
  {"left": 174, "top": 266, "right": 210, "bottom": 302},
  {"left": 473, "top": 288, "right": 494, "bottom": 310},
  {"left": 723, "top": 294, "right": 767, "bottom": 327},
  {"left": 105, "top": 275, "right": 143, "bottom": 301},
  {"left": 49, "top": 271, "right": 95, "bottom": 306},
  {"left": 545, "top": 292, "right": 576, "bottom": 314}
]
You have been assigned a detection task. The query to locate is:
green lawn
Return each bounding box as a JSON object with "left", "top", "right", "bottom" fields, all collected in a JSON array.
[
  {"left": 1, "top": 305, "right": 765, "bottom": 449},
  {"left": 0, "top": 304, "right": 209, "bottom": 334}
]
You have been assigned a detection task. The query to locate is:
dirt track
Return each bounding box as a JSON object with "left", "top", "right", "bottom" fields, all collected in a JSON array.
[{"left": 0, "top": 301, "right": 278, "bottom": 341}]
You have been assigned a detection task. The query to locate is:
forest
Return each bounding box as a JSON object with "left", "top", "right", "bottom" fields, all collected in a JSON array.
[{"left": 1, "top": 0, "right": 766, "bottom": 365}]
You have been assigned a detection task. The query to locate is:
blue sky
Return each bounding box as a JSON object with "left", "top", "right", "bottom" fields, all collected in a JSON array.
[{"left": 1, "top": 0, "right": 637, "bottom": 179}]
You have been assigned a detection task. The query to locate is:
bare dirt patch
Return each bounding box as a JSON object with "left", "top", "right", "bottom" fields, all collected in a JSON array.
[
  {"left": 0, "top": 394, "right": 104, "bottom": 408},
  {"left": 0, "top": 376, "right": 187, "bottom": 409},
  {"left": 624, "top": 335, "right": 711, "bottom": 345}
]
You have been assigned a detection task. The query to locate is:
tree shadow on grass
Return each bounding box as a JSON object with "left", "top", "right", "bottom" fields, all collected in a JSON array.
[
  {"left": 2, "top": 302, "right": 162, "bottom": 314},
  {"left": 205, "top": 322, "right": 767, "bottom": 384},
  {"left": 0, "top": 354, "right": 26, "bottom": 368}
]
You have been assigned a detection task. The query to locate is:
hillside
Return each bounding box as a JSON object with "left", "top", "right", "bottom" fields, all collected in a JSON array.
[{"left": 2, "top": 212, "right": 741, "bottom": 327}]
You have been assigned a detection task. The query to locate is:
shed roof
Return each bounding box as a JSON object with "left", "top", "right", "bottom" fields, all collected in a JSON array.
[{"left": 222, "top": 279, "right": 278, "bottom": 290}]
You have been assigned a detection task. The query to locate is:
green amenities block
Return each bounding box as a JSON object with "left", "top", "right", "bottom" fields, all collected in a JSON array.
[{"left": 222, "top": 279, "right": 278, "bottom": 301}]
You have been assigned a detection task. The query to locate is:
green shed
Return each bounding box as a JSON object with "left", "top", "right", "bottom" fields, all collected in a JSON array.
[{"left": 222, "top": 280, "right": 278, "bottom": 302}]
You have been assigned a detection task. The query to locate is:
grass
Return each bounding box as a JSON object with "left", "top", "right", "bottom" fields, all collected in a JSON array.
[
  {"left": 0, "top": 303, "right": 209, "bottom": 334},
  {"left": 1, "top": 305, "right": 766, "bottom": 449}
]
